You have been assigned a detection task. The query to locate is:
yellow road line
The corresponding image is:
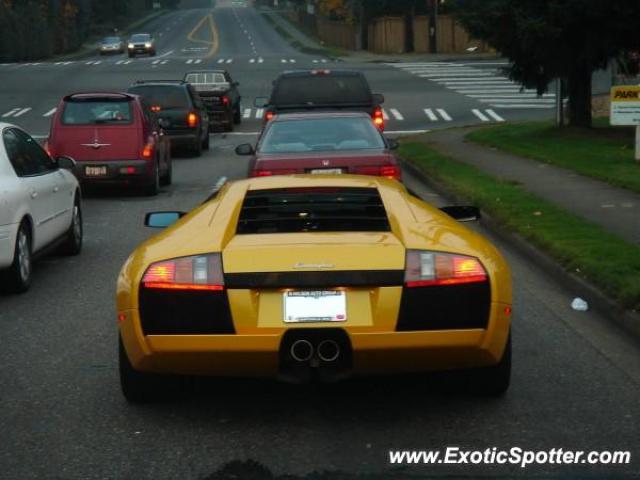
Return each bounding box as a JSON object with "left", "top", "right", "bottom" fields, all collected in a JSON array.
[{"left": 186, "top": 12, "right": 219, "bottom": 58}]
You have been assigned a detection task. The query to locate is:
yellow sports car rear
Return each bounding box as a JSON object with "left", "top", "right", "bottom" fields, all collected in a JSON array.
[{"left": 116, "top": 175, "right": 512, "bottom": 402}]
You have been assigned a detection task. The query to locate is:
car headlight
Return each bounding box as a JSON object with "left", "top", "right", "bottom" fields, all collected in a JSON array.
[
  {"left": 145, "top": 42, "right": 152, "bottom": 48},
  {"left": 128, "top": 43, "right": 134, "bottom": 48}
]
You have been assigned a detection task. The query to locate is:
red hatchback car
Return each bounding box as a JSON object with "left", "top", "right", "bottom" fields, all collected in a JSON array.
[
  {"left": 47, "top": 92, "right": 171, "bottom": 195},
  {"left": 235, "top": 112, "right": 401, "bottom": 180}
]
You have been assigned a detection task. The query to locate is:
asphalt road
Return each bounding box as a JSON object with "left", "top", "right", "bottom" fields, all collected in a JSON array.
[{"left": 1, "top": 2, "right": 639, "bottom": 479}]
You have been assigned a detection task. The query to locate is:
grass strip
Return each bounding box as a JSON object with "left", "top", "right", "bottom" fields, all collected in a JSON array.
[
  {"left": 467, "top": 121, "right": 640, "bottom": 194},
  {"left": 400, "top": 141, "right": 640, "bottom": 311}
]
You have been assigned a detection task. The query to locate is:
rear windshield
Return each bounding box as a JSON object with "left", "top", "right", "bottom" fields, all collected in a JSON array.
[
  {"left": 185, "top": 73, "right": 226, "bottom": 85},
  {"left": 271, "top": 75, "right": 371, "bottom": 106},
  {"left": 127, "top": 86, "right": 189, "bottom": 109},
  {"left": 61, "top": 99, "right": 133, "bottom": 125},
  {"left": 259, "top": 117, "right": 385, "bottom": 153},
  {"left": 237, "top": 187, "right": 390, "bottom": 234}
]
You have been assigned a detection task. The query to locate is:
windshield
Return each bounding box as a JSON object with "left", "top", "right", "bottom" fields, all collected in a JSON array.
[
  {"left": 130, "top": 34, "right": 150, "bottom": 42},
  {"left": 102, "top": 37, "right": 121, "bottom": 43},
  {"left": 258, "top": 117, "right": 385, "bottom": 153},
  {"left": 127, "top": 86, "right": 188, "bottom": 109},
  {"left": 61, "top": 100, "right": 133, "bottom": 125},
  {"left": 271, "top": 75, "right": 371, "bottom": 106}
]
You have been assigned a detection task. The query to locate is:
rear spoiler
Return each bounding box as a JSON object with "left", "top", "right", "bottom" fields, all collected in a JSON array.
[{"left": 63, "top": 92, "right": 135, "bottom": 102}]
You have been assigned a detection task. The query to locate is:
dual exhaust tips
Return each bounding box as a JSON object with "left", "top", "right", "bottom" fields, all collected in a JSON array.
[{"left": 290, "top": 339, "right": 340, "bottom": 363}]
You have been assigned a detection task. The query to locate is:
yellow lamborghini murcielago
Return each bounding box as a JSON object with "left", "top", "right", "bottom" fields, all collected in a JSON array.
[{"left": 116, "top": 175, "right": 512, "bottom": 402}]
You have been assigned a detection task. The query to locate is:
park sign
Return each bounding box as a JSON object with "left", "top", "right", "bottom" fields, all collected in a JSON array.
[{"left": 610, "top": 86, "right": 640, "bottom": 125}]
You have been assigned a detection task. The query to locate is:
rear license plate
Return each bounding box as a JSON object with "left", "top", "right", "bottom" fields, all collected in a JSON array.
[
  {"left": 283, "top": 291, "right": 347, "bottom": 323},
  {"left": 310, "top": 168, "right": 343, "bottom": 174},
  {"left": 85, "top": 166, "right": 107, "bottom": 177}
]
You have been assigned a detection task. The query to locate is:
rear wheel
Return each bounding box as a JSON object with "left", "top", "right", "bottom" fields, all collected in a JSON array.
[
  {"left": 58, "top": 195, "right": 83, "bottom": 255},
  {"left": 160, "top": 156, "right": 172, "bottom": 186},
  {"left": 3, "top": 221, "right": 32, "bottom": 293},
  {"left": 191, "top": 135, "right": 202, "bottom": 157},
  {"left": 145, "top": 162, "right": 160, "bottom": 196}
]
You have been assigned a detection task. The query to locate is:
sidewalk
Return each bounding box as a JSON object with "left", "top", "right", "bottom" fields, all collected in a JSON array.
[{"left": 420, "top": 127, "right": 640, "bottom": 246}]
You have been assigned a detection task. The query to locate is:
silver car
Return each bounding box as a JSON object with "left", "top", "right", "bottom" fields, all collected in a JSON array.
[{"left": 99, "top": 36, "right": 125, "bottom": 55}]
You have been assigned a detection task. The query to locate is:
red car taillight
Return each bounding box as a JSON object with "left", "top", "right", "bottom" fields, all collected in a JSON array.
[
  {"left": 142, "top": 142, "right": 154, "bottom": 159},
  {"left": 222, "top": 95, "right": 230, "bottom": 106},
  {"left": 250, "top": 168, "right": 297, "bottom": 177},
  {"left": 373, "top": 107, "right": 384, "bottom": 130},
  {"left": 404, "top": 250, "right": 487, "bottom": 288},
  {"left": 352, "top": 165, "right": 401, "bottom": 180},
  {"left": 142, "top": 253, "right": 224, "bottom": 291},
  {"left": 187, "top": 112, "right": 198, "bottom": 128},
  {"left": 264, "top": 110, "right": 274, "bottom": 121},
  {"left": 151, "top": 105, "right": 161, "bottom": 112}
]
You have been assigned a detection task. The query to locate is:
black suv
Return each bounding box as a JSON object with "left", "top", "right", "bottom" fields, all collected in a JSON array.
[
  {"left": 256, "top": 69, "right": 385, "bottom": 130},
  {"left": 127, "top": 80, "right": 210, "bottom": 156}
]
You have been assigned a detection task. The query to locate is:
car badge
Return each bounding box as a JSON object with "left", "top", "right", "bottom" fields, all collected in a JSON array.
[
  {"left": 293, "top": 263, "right": 335, "bottom": 269},
  {"left": 322, "top": 160, "right": 330, "bottom": 166},
  {"left": 81, "top": 142, "right": 111, "bottom": 149}
]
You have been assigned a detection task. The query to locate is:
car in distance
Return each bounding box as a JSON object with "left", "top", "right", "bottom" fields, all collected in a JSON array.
[
  {"left": 99, "top": 36, "right": 124, "bottom": 55},
  {"left": 0, "top": 123, "right": 82, "bottom": 292},
  {"left": 127, "top": 33, "right": 156, "bottom": 57},
  {"left": 183, "top": 70, "right": 242, "bottom": 132},
  {"left": 116, "top": 175, "right": 512, "bottom": 402},
  {"left": 127, "top": 80, "right": 210, "bottom": 156},
  {"left": 46, "top": 92, "right": 172, "bottom": 195},
  {"left": 256, "top": 69, "right": 385, "bottom": 130},
  {"left": 236, "top": 112, "right": 401, "bottom": 179}
]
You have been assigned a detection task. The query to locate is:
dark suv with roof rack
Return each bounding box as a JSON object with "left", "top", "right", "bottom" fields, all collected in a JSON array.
[
  {"left": 127, "top": 80, "right": 210, "bottom": 156},
  {"left": 255, "top": 69, "right": 385, "bottom": 130}
]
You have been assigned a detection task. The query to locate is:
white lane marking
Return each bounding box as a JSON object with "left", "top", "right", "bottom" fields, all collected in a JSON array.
[
  {"left": 43, "top": 108, "right": 57, "bottom": 117},
  {"left": 478, "top": 98, "right": 555, "bottom": 104},
  {"left": 161, "top": 59, "right": 168, "bottom": 64},
  {"left": 255, "top": 108, "right": 264, "bottom": 118},
  {"left": 424, "top": 108, "right": 438, "bottom": 121},
  {"left": 243, "top": 108, "right": 251, "bottom": 119},
  {"left": 2, "top": 108, "right": 20, "bottom": 117},
  {"left": 440, "top": 80, "right": 514, "bottom": 85},
  {"left": 289, "top": 59, "right": 296, "bottom": 63},
  {"left": 313, "top": 59, "right": 318, "bottom": 63},
  {"left": 186, "top": 59, "right": 193, "bottom": 64},
  {"left": 490, "top": 104, "right": 554, "bottom": 109},
  {"left": 458, "top": 89, "right": 526, "bottom": 94},
  {"left": 436, "top": 108, "right": 452, "bottom": 121},
  {"left": 93, "top": 60, "right": 101, "bottom": 65},
  {"left": 158, "top": 50, "right": 174, "bottom": 58},
  {"left": 226, "top": 59, "right": 233, "bottom": 63},
  {"left": 386, "top": 129, "right": 430, "bottom": 135},
  {"left": 258, "top": 57, "right": 264, "bottom": 63},
  {"left": 116, "top": 60, "right": 124, "bottom": 65},
  {"left": 124, "top": 60, "right": 132, "bottom": 64},
  {"left": 217, "top": 58, "right": 225, "bottom": 63},
  {"left": 467, "top": 94, "right": 555, "bottom": 98},
  {"left": 321, "top": 59, "right": 328, "bottom": 63},
  {"left": 472, "top": 109, "right": 490, "bottom": 122},
  {"left": 249, "top": 58, "right": 255, "bottom": 63},
  {"left": 485, "top": 109, "right": 505, "bottom": 122},
  {"left": 389, "top": 108, "right": 404, "bottom": 120},
  {"left": 382, "top": 109, "right": 389, "bottom": 120},
  {"left": 152, "top": 59, "right": 161, "bottom": 64},
  {"left": 13, "top": 107, "right": 31, "bottom": 117},
  {"left": 419, "top": 73, "right": 493, "bottom": 78},
  {"left": 281, "top": 59, "right": 288, "bottom": 63},
  {"left": 85, "top": 61, "right": 94, "bottom": 65}
]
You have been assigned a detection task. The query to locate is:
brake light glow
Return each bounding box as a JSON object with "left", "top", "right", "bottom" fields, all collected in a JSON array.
[
  {"left": 222, "top": 95, "right": 230, "bottom": 106},
  {"left": 311, "top": 69, "right": 331, "bottom": 75},
  {"left": 187, "top": 112, "right": 198, "bottom": 128},
  {"left": 264, "top": 110, "right": 275, "bottom": 121},
  {"left": 251, "top": 168, "right": 298, "bottom": 177},
  {"left": 353, "top": 165, "right": 401, "bottom": 180},
  {"left": 142, "top": 254, "right": 224, "bottom": 291},
  {"left": 142, "top": 143, "right": 153, "bottom": 159},
  {"left": 373, "top": 107, "right": 384, "bottom": 130},
  {"left": 151, "top": 105, "right": 161, "bottom": 112},
  {"left": 404, "top": 250, "right": 487, "bottom": 287}
]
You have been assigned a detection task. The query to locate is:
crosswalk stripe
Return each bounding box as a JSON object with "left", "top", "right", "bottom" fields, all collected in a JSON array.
[
  {"left": 424, "top": 108, "right": 438, "bottom": 121},
  {"left": 436, "top": 108, "right": 452, "bottom": 121},
  {"left": 289, "top": 59, "right": 296, "bottom": 63},
  {"left": 13, "top": 107, "right": 31, "bottom": 117},
  {"left": 93, "top": 60, "right": 101, "bottom": 65},
  {"left": 382, "top": 109, "right": 389, "bottom": 120},
  {"left": 43, "top": 108, "right": 57, "bottom": 117},
  {"left": 485, "top": 109, "right": 505, "bottom": 122},
  {"left": 491, "top": 104, "right": 554, "bottom": 109},
  {"left": 478, "top": 98, "right": 555, "bottom": 104},
  {"left": 258, "top": 57, "right": 264, "bottom": 63},
  {"left": 255, "top": 108, "right": 264, "bottom": 119},
  {"left": 389, "top": 108, "right": 404, "bottom": 120},
  {"left": 217, "top": 59, "right": 225, "bottom": 64},
  {"left": 243, "top": 108, "right": 251, "bottom": 119},
  {"left": 250, "top": 58, "right": 255, "bottom": 63},
  {"left": 472, "top": 109, "right": 490, "bottom": 122},
  {"left": 467, "top": 94, "right": 555, "bottom": 98},
  {"left": 458, "top": 89, "right": 528, "bottom": 94},
  {"left": 419, "top": 73, "right": 494, "bottom": 78},
  {"left": 281, "top": 59, "right": 287, "bottom": 63},
  {"left": 194, "top": 59, "right": 202, "bottom": 64},
  {"left": 186, "top": 59, "right": 193, "bottom": 64},
  {"left": 226, "top": 59, "right": 233, "bottom": 63},
  {"left": 2, "top": 108, "right": 20, "bottom": 117},
  {"left": 152, "top": 59, "right": 160, "bottom": 64}
]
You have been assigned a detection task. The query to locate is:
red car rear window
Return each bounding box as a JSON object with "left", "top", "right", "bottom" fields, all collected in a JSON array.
[{"left": 61, "top": 100, "right": 133, "bottom": 125}]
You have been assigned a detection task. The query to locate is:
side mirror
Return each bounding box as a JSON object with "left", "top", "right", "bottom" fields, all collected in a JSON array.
[
  {"left": 373, "top": 93, "right": 385, "bottom": 104},
  {"left": 56, "top": 156, "right": 76, "bottom": 170},
  {"left": 235, "top": 143, "right": 255, "bottom": 156},
  {"left": 158, "top": 118, "right": 170, "bottom": 129},
  {"left": 386, "top": 138, "right": 399, "bottom": 150},
  {"left": 440, "top": 206, "right": 481, "bottom": 222},
  {"left": 144, "top": 211, "right": 185, "bottom": 228},
  {"left": 254, "top": 96, "right": 269, "bottom": 108}
]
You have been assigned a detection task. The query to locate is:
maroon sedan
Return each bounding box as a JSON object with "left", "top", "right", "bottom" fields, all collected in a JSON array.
[{"left": 235, "top": 112, "right": 401, "bottom": 180}]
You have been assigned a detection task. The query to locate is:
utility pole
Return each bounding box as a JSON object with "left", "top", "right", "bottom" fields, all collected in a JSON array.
[{"left": 429, "top": 0, "right": 438, "bottom": 54}]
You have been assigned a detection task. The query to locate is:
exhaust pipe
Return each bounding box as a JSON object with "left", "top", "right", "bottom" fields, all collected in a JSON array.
[
  {"left": 317, "top": 340, "right": 340, "bottom": 362},
  {"left": 290, "top": 339, "right": 314, "bottom": 362}
]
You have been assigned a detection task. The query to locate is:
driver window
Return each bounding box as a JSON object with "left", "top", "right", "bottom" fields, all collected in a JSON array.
[{"left": 10, "top": 128, "right": 56, "bottom": 176}]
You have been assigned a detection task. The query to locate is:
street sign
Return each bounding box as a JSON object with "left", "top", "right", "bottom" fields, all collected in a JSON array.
[
  {"left": 610, "top": 86, "right": 640, "bottom": 162},
  {"left": 610, "top": 86, "right": 640, "bottom": 125}
]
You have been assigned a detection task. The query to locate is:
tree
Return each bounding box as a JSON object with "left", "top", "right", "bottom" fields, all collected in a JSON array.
[{"left": 452, "top": 0, "right": 640, "bottom": 128}]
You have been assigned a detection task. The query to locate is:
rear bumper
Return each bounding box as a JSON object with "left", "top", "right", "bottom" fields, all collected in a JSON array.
[
  {"left": 118, "top": 302, "right": 511, "bottom": 378},
  {"left": 165, "top": 131, "right": 200, "bottom": 147},
  {"left": 72, "top": 159, "right": 152, "bottom": 185}
]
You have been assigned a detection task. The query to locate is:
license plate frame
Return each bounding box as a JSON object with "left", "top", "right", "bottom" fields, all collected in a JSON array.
[
  {"left": 84, "top": 165, "right": 108, "bottom": 177},
  {"left": 283, "top": 290, "right": 347, "bottom": 323},
  {"left": 310, "top": 168, "right": 343, "bottom": 175}
]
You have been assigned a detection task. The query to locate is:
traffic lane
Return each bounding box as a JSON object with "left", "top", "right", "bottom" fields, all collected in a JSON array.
[
  {"left": 1, "top": 145, "right": 639, "bottom": 479},
  {"left": 232, "top": 4, "right": 300, "bottom": 57},
  {"left": 213, "top": 5, "right": 260, "bottom": 58}
]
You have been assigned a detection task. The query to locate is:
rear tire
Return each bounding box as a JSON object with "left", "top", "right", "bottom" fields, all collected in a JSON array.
[
  {"left": 145, "top": 162, "right": 160, "bottom": 196},
  {"left": 160, "top": 157, "right": 172, "bottom": 186},
  {"left": 3, "top": 221, "right": 32, "bottom": 293},
  {"left": 202, "top": 131, "right": 210, "bottom": 150},
  {"left": 233, "top": 105, "right": 242, "bottom": 124},
  {"left": 58, "top": 195, "right": 83, "bottom": 256}
]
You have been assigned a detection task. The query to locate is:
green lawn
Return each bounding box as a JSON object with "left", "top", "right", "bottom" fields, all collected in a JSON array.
[
  {"left": 467, "top": 121, "right": 640, "bottom": 194},
  {"left": 400, "top": 141, "right": 640, "bottom": 311}
]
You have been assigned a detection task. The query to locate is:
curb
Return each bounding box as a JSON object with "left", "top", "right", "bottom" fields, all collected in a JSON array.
[{"left": 401, "top": 156, "right": 640, "bottom": 340}]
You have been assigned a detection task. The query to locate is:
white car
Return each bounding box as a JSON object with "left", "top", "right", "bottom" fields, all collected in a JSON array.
[{"left": 0, "top": 123, "right": 83, "bottom": 292}]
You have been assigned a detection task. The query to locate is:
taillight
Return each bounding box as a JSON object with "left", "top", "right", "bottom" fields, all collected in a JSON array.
[
  {"left": 250, "top": 168, "right": 297, "bottom": 177},
  {"left": 373, "top": 107, "right": 384, "bottom": 130},
  {"left": 151, "top": 105, "right": 161, "bottom": 112},
  {"left": 264, "top": 110, "right": 274, "bottom": 121},
  {"left": 142, "top": 253, "right": 224, "bottom": 291},
  {"left": 43, "top": 139, "right": 51, "bottom": 156},
  {"left": 352, "top": 165, "right": 401, "bottom": 180},
  {"left": 404, "top": 250, "right": 487, "bottom": 287},
  {"left": 221, "top": 95, "right": 230, "bottom": 106},
  {"left": 187, "top": 112, "right": 198, "bottom": 128},
  {"left": 142, "top": 142, "right": 153, "bottom": 159}
]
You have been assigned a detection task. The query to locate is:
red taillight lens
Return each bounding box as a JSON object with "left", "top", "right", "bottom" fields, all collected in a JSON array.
[
  {"left": 264, "top": 110, "right": 274, "bottom": 121},
  {"left": 142, "top": 142, "right": 153, "bottom": 159},
  {"left": 373, "top": 108, "right": 384, "bottom": 130},
  {"left": 187, "top": 112, "right": 198, "bottom": 128},
  {"left": 380, "top": 165, "right": 401, "bottom": 180},
  {"left": 404, "top": 250, "right": 487, "bottom": 287},
  {"left": 352, "top": 165, "right": 401, "bottom": 180},
  {"left": 222, "top": 95, "right": 230, "bottom": 106},
  {"left": 151, "top": 105, "right": 161, "bottom": 112},
  {"left": 142, "top": 254, "right": 224, "bottom": 291},
  {"left": 43, "top": 140, "right": 51, "bottom": 156},
  {"left": 250, "top": 168, "right": 297, "bottom": 177}
]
